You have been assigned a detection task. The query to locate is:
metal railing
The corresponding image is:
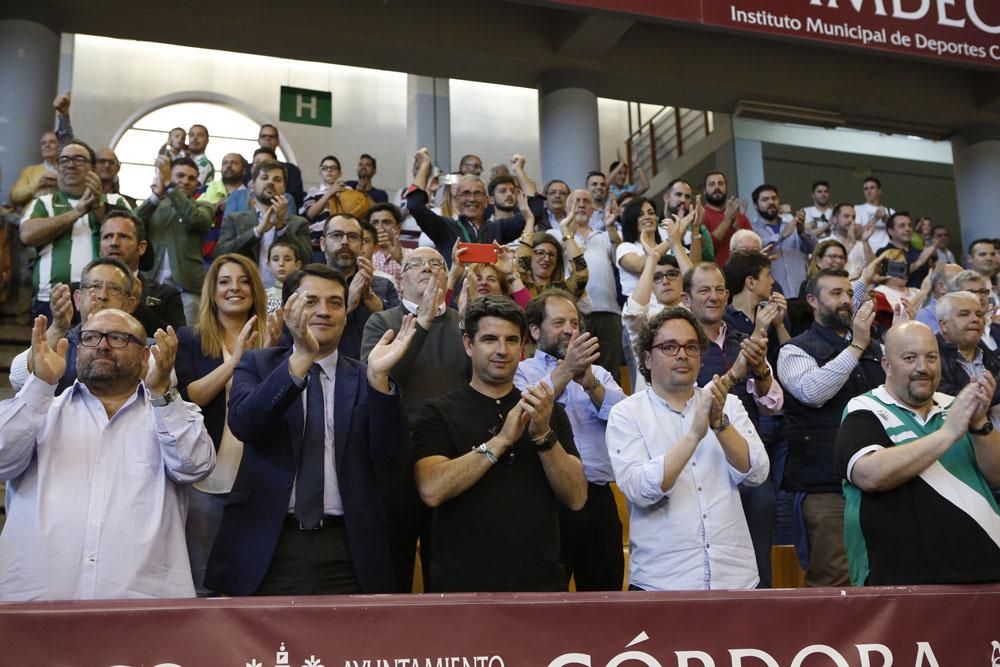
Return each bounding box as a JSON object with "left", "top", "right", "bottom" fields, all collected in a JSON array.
[{"left": 625, "top": 106, "right": 714, "bottom": 179}]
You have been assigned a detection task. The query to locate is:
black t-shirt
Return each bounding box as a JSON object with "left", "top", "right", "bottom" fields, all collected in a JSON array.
[
  {"left": 836, "top": 409, "right": 1000, "bottom": 585},
  {"left": 413, "top": 384, "right": 579, "bottom": 592}
]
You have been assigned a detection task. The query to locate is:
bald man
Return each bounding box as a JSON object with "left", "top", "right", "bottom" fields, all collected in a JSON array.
[
  {"left": 836, "top": 321, "right": 1000, "bottom": 586},
  {"left": 0, "top": 309, "right": 214, "bottom": 600}
]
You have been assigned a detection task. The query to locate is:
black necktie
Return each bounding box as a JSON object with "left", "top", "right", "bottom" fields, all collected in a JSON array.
[{"left": 295, "top": 364, "right": 325, "bottom": 529}]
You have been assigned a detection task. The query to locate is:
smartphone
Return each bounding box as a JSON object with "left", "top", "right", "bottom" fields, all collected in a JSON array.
[
  {"left": 885, "top": 260, "right": 908, "bottom": 279},
  {"left": 458, "top": 242, "right": 498, "bottom": 264}
]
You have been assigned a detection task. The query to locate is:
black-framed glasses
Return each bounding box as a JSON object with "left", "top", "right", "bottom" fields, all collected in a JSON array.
[
  {"left": 533, "top": 249, "right": 557, "bottom": 260},
  {"left": 79, "top": 330, "right": 144, "bottom": 348},
  {"left": 651, "top": 342, "right": 702, "bottom": 357},
  {"left": 81, "top": 280, "right": 129, "bottom": 298},
  {"left": 58, "top": 155, "right": 90, "bottom": 166},
  {"left": 325, "top": 231, "right": 361, "bottom": 243},
  {"left": 653, "top": 270, "right": 681, "bottom": 282}
]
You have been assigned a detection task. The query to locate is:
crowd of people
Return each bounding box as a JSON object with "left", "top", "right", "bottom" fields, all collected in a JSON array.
[{"left": 2, "top": 91, "right": 1000, "bottom": 601}]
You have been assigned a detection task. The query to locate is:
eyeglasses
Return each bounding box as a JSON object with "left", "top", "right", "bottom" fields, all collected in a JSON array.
[
  {"left": 403, "top": 258, "right": 446, "bottom": 272},
  {"left": 81, "top": 280, "right": 129, "bottom": 298},
  {"left": 533, "top": 249, "right": 557, "bottom": 260},
  {"left": 456, "top": 191, "right": 486, "bottom": 199},
  {"left": 319, "top": 165, "right": 339, "bottom": 172},
  {"left": 58, "top": 155, "right": 90, "bottom": 166},
  {"left": 79, "top": 330, "right": 144, "bottom": 348},
  {"left": 651, "top": 342, "right": 702, "bottom": 357},
  {"left": 653, "top": 270, "right": 681, "bottom": 282},
  {"left": 325, "top": 231, "right": 361, "bottom": 244},
  {"left": 968, "top": 288, "right": 992, "bottom": 297}
]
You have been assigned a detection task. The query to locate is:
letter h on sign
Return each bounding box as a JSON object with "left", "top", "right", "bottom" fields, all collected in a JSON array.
[{"left": 279, "top": 86, "right": 333, "bottom": 127}]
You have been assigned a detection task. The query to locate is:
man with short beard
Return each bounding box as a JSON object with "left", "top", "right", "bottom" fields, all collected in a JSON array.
[
  {"left": 216, "top": 159, "right": 311, "bottom": 288},
  {"left": 0, "top": 307, "right": 214, "bottom": 600},
  {"left": 200, "top": 152, "right": 246, "bottom": 211},
  {"left": 516, "top": 290, "right": 627, "bottom": 591},
  {"left": 322, "top": 213, "right": 399, "bottom": 359},
  {"left": 345, "top": 153, "right": 388, "bottom": 204},
  {"left": 187, "top": 124, "right": 214, "bottom": 185},
  {"left": 701, "top": 171, "right": 751, "bottom": 267},
  {"left": 663, "top": 178, "right": 713, "bottom": 262},
  {"left": 777, "top": 269, "right": 884, "bottom": 586},
  {"left": 749, "top": 184, "right": 814, "bottom": 297},
  {"left": 803, "top": 180, "right": 833, "bottom": 238},
  {"left": 585, "top": 171, "right": 611, "bottom": 231},
  {"left": 836, "top": 320, "right": 1000, "bottom": 586}
]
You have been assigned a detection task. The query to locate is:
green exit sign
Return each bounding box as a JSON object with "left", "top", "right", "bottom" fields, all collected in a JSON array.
[{"left": 279, "top": 86, "right": 332, "bottom": 127}]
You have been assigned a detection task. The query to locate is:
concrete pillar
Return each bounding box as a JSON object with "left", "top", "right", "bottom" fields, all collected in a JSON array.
[
  {"left": 733, "top": 138, "right": 766, "bottom": 209},
  {"left": 406, "top": 75, "right": 451, "bottom": 174},
  {"left": 0, "top": 12, "right": 61, "bottom": 203},
  {"left": 538, "top": 80, "right": 600, "bottom": 188},
  {"left": 952, "top": 125, "right": 1000, "bottom": 257}
]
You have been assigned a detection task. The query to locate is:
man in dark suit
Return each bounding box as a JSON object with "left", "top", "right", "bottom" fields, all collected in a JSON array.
[
  {"left": 205, "top": 264, "right": 416, "bottom": 595},
  {"left": 215, "top": 159, "right": 312, "bottom": 287},
  {"left": 99, "top": 210, "right": 186, "bottom": 336}
]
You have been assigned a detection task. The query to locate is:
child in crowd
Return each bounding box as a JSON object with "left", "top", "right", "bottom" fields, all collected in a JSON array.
[{"left": 265, "top": 240, "right": 302, "bottom": 313}]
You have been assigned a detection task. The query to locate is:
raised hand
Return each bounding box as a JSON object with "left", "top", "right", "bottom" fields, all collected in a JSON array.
[
  {"left": 232, "top": 316, "right": 260, "bottom": 363},
  {"left": 706, "top": 374, "right": 729, "bottom": 430},
  {"left": 603, "top": 198, "right": 620, "bottom": 230},
  {"left": 971, "top": 370, "right": 996, "bottom": 427},
  {"left": 53, "top": 90, "right": 71, "bottom": 115},
  {"left": 517, "top": 189, "right": 534, "bottom": 224},
  {"left": 495, "top": 245, "right": 515, "bottom": 276},
  {"left": 265, "top": 308, "right": 284, "bottom": 348},
  {"left": 257, "top": 205, "right": 277, "bottom": 235},
  {"left": 562, "top": 331, "right": 601, "bottom": 381},
  {"left": 48, "top": 283, "right": 74, "bottom": 335},
  {"left": 754, "top": 301, "right": 782, "bottom": 336},
  {"left": 739, "top": 334, "right": 769, "bottom": 378},
  {"left": 851, "top": 299, "right": 876, "bottom": 348},
  {"left": 943, "top": 382, "right": 984, "bottom": 441},
  {"left": 724, "top": 196, "right": 740, "bottom": 220},
  {"left": 366, "top": 314, "right": 419, "bottom": 391},
  {"left": 347, "top": 257, "right": 374, "bottom": 312},
  {"left": 284, "top": 291, "right": 320, "bottom": 357},
  {"left": 271, "top": 195, "right": 288, "bottom": 228},
  {"left": 497, "top": 403, "right": 529, "bottom": 451},
  {"left": 520, "top": 381, "right": 556, "bottom": 441},
  {"left": 147, "top": 326, "right": 178, "bottom": 396},
  {"left": 416, "top": 268, "right": 444, "bottom": 329},
  {"left": 31, "top": 315, "right": 68, "bottom": 385}
]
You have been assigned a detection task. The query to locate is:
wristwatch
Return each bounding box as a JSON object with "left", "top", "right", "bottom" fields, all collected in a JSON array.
[
  {"left": 472, "top": 443, "right": 498, "bottom": 464},
  {"left": 150, "top": 386, "right": 180, "bottom": 407},
  {"left": 970, "top": 420, "right": 994, "bottom": 436},
  {"left": 711, "top": 414, "right": 731, "bottom": 434},
  {"left": 533, "top": 429, "right": 558, "bottom": 452}
]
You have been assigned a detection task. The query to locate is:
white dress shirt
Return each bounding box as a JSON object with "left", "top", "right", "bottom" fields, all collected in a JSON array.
[
  {"left": 606, "top": 387, "right": 769, "bottom": 591},
  {"left": 0, "top": 375, "right": 215, "bottom": 600}
]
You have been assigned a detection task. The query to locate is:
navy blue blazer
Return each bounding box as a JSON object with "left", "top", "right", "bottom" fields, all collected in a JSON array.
[{"left": 204, "top": 346, "right": 408, "bottom": 595}]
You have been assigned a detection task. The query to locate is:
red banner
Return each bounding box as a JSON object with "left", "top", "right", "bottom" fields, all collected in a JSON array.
[
  {"left": 551, "top": 0, "right": 1000, "bottom": 69},
  {"left": 3, "top": 586, "right": 1000, "bottom": 666}
]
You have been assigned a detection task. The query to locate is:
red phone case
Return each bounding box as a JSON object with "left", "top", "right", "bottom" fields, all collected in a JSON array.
[{"left": 458, "top": 243, "right": 498, "bottom": 264}]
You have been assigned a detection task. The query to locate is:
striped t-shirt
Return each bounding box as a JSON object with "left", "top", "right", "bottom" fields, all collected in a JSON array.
[{"left": 21, "top": 191, "right": 132, "bottom": 302}]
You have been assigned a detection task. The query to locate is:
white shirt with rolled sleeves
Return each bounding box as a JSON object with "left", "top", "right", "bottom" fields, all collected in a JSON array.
[
  {"left": 0, "top": 375, "right": 215, "bottom": 601},
  {"left": 606, "top": 387, "right": 769, "bottom": 591}
]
